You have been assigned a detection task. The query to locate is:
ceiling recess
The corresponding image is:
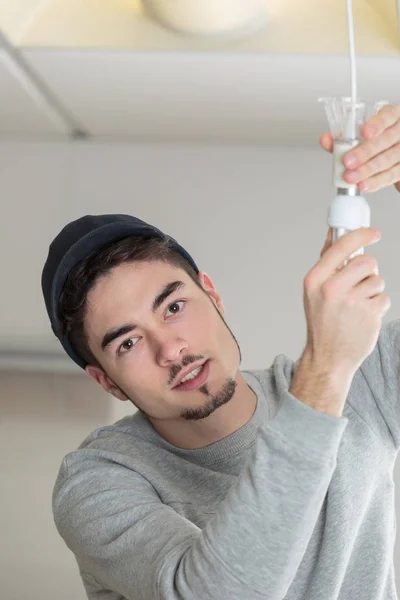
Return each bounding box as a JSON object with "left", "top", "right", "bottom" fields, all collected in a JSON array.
[{"left": 142, "top": 0, "right": 268, "bottom": 38}]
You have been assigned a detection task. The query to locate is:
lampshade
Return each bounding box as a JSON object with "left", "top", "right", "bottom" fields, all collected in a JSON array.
[{"left": 142, "top": 0, "right": 268, "bottom": 37}]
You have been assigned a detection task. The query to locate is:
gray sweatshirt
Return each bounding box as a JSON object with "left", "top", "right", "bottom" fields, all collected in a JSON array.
[{"left": 53, "top": 319, "right": 400, "bottom": 600}]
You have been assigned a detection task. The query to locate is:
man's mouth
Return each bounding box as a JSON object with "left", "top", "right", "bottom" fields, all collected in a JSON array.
[{"left": 173, "top": 360, "right": 210, "bottom": 391}]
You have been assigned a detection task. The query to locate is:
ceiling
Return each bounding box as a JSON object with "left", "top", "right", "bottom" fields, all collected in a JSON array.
[
  {"left": 0, "top": 1, "right": 399, "bottom": 373},
  {"left": 0, "top": 0, "right": 399, "bottom": 144}
]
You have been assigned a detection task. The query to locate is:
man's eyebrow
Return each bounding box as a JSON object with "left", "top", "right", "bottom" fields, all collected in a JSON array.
[{"left": 100, "top": 280, "right": 186, "bottom": 352}]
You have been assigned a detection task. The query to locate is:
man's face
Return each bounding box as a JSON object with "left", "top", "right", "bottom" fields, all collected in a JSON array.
[{"left": 84, "top": 260, "right": 241, "bottom": 421}]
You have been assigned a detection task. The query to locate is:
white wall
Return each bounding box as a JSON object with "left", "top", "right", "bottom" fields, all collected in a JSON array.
[{"left": 1, "top": 138, "right": 400, "bottom": 598}]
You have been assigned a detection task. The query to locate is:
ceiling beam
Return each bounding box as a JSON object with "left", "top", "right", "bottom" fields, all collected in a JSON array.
[{"left": 0, "top": 29, "right": 88, "bottom": 138}]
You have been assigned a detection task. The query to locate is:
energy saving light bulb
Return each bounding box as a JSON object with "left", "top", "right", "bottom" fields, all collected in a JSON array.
[{"left": 319, "top": 97, "right": 387, "bottom": 266}]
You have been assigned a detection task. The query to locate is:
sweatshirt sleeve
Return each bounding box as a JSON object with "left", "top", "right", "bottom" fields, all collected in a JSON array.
[
  {"left": 53, "top": 392, "right": 347, "bottom": 600},
  {"left": 359, "top": 318, "right": 400, "bottom": 450}
]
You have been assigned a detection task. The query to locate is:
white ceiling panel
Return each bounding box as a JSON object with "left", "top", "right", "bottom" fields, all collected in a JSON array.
[
  {"left": 0, "top": 48, "right": 67, "bottom": 136},
  {"left": 24, "top": 50, "right": 400, "bottom": 144}
]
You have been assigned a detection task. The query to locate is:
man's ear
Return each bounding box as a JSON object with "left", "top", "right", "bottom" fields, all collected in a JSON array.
[
  {"left": 198, "top": 271, "right": 225, "bottom": 316},
  {"left": 85, "top": 365, "right": 129, "bottom": 401}
]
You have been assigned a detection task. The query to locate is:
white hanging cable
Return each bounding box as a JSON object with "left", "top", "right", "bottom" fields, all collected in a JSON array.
[{"left": 346, "top": 0, "right": 357, "bottom": 138}]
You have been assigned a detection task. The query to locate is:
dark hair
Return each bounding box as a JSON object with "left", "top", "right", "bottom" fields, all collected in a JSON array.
[{"left": 57, "top": 236, "right": 203, "bottom": 369}]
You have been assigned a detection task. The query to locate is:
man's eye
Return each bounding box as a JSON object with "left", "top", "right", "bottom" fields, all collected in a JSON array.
[
  {"left": 118, "top": 338, "right": 138, "bottom": 355},
  {"left": 166, "top": 300, "right": 185, "bottom": 317},
  {"left": 117, "top": 301, "right": 186, "bottom": 356}
]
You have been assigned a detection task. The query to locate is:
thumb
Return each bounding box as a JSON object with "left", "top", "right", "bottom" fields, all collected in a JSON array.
[{"left": 320, "top": 132, "right": 334, "bottom": 153}]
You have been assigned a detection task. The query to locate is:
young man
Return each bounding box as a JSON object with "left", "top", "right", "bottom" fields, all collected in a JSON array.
[{"left": 41, "top": 105, "right": 400, "bottom": 599}]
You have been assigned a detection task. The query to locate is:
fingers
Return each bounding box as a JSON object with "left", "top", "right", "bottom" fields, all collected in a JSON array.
[
  {"left": 329, "top": 253, "right": 378, "bottom": 293},
  {"left": 312, "top": 227, "right": 381, "bottom": 284},
  {"left": 353, "top": 274, "right": 385, "bottom": 299},
  {"left": 356, "top": 160, "right": 400, "bottom": 193},
  {"left": 320, "top": 227, "right": 333, "bottom": 258},
  {"left": 343, "top": 121, "right": 400, "bottom": 173},
  {"left": 344, "top": 142, "right": 400, "bottom": 190},
  {"left": 369, "top": 292, "right": 392, "bottom": 318},
  {"left": 345, "top": 137, "right": 399, "bottom": 177},
  {"left": 362, "top": 104, "right": 400, "bottom": 140}
]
